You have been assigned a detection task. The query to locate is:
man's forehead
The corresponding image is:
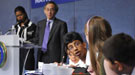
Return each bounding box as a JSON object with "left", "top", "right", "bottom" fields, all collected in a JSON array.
[
  {"left": 68, "top": 40, "right": 82, "bottom": 44},
  {"left": 45, "top": 3, "right": 55, "bottom": 8}
]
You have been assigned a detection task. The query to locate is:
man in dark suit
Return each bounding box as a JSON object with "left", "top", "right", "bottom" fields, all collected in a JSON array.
[{"left": 35, "top": 1, "right": 68, "bottom": 63}]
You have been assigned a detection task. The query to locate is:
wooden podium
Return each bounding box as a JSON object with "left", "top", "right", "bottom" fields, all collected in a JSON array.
[{"left": 0, "top": 35, "right": 19, "bottom": 75}]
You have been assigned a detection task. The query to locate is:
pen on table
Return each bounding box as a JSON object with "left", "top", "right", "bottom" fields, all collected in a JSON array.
[
  {"left": 60, "top": 56, "right": 65, "bottom": 66},
  {"left": 76, "top": 64, "right": 79, "bottom": 67}
]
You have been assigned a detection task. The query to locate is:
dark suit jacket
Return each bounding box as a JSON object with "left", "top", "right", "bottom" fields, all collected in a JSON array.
[{"left": 35, "top": 18, "right": 68, "bottom": 63}]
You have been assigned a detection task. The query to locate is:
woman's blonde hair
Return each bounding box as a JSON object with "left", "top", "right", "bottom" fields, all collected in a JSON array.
[{"left": 85, "top": 16, "right": 112, "bottom": 75}]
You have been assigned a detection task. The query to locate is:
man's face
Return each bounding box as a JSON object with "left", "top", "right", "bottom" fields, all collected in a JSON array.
[
  {"left": 44, "top": 3, "right": 56, "bottom": 20},
  {"left": 15, "top": 11, "right": 25, "bottom": 23},
  {"left": 104, "top": 59, "right": 123, "bottom": 74},
  {"left": 67, "top": 40, "right": 87, "bottom": 60},
  {"left": 67, "top": 50, "right": 79, "bottom": 63},
  {"left": 104, "top": 59, "right": 116, "bottom": 71}
]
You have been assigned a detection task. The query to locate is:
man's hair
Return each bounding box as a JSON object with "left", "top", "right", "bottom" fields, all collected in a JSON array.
[
  {"left": 102, "top": 33, "right": 135, "bottom": 66},
  {"left": 14, "top": 6, "right": 28, "bottom": 19},
  {"left": 44, "top": 1, "right": 59, "bottom": 14},
  {"left": 63, "top": 32, "right": 83, "bottom": 49}
]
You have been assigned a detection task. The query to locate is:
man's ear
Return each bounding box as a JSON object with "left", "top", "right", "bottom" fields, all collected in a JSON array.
[
  {"left": 83, "top": 43, "right": 86, "bottom": 48},
  {"left": 44, "top": 8, "right": 46, "bottom": 15},
  {"left": 67, "top": 50, "right": 70, "bottom": 54},
  {"left": 114, "top": 61, "right": 123, "bottom": 72}
]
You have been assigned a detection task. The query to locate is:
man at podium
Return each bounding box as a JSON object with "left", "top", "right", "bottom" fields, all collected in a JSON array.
[{"left": 14, "top": 6, "right": 37, "bottom": 75}]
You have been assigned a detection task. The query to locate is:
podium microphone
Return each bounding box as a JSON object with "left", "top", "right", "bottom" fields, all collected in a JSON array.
[
  {"left": 4, "top": 22, "right": 20, "bottom": 35},
  {"left": 14, "top": 22, "right": 20, "bottom": 27},
  {"left": 8, "top": 22, "right": 19, "bottom": 31}
]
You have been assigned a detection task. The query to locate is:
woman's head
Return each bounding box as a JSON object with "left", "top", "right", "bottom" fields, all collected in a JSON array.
[
  {"left": 84, "top": 16, "right": 112, "bottom": 74},
  {"left": 14, "top": 6, "right": 28, "bottom": 23},
  {"left": 85, "top": 16, "right": 112, "bottom": 46}
]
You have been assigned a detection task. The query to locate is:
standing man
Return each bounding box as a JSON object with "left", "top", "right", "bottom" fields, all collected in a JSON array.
[
  {"left": 35, "top": 1, "right": 68, "bottom": 63},
  {"left": 14, "top": 6, "right": 37, "bottom": 75}
]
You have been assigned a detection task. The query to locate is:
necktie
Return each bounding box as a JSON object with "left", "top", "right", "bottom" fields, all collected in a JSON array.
[{"left": 42, "top": 21, "right": 51, "bottom": 52}]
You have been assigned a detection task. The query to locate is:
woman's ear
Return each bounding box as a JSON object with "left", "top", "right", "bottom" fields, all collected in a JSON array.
[{"left": 114, "top": 61, "right": 123, "bottom": 72}]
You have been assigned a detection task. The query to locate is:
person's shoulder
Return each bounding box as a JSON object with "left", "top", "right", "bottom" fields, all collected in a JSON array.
[
  {"left": 38, "top": 19, "right": 46, "bottom": 24},
  {"left": 27, "top": 20, "right": 36, "bottom": 27},
  {"left": 31, "top": 23, "right": 37, "bottom": 28},
  {"left": 30, "top": 21, "right": 36, "bottom": 26},
  {"left": 55, "top": 18, "right": 66, "bottom": 24}
]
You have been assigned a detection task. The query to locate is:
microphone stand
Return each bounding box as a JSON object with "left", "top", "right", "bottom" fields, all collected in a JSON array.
[
  {"left": 21, "top": 43, "right": 42, "bottom": 75},
  {"left": 22, "top": 47, "right": 31, "bottom": 75}
]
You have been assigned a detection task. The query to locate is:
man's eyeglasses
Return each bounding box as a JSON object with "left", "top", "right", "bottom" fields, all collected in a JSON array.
[
  {"left": 67, "top": 40, "right": 82, "bottom": 51},
  {"left": 45, "top": 8, "right": 55, "bottom": 12}
]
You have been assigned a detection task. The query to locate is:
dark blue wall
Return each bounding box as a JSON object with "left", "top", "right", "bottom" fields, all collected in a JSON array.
[{"left": 0, "top": 0, "right": 135, "bottom": 38}]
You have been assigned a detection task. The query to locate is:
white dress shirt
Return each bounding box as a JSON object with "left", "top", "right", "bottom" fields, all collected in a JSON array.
[
  {"left": 86, "top": 50, "right": 90, "bottom": 66},
  {"left": 47, "top": 19, "right": 54, "bottom": 30},
  {"left": 69, "top": 59, "right": 87, "bottom": 68},
  {"left": 131, "top": 67, "right": 135, "bottom": 75}
]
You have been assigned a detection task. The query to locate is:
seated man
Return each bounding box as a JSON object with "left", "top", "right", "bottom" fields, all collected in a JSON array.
[
  {"left": 102, "top": 33, "right": 135, "bottom": 75},
  {"left": 63, "top": 32, "right": 90, "bottom": 74},
  {"left": 63, "top": 32, "right": 87, "bottom": 64}
]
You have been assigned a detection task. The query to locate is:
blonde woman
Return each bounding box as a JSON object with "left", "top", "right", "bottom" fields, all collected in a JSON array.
[{"left": 84, "top": 16, "right": 112, "bottom": 75}]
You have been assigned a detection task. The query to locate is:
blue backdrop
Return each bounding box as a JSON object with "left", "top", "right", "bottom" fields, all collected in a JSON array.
[
  {"left": 31, "top": 0, "right": 79, "bottom": 8},
  {"left": 0, "top": 0, "right": 135, "bottom": 39}
]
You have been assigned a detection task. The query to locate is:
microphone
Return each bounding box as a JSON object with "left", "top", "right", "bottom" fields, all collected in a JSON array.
[
  {"left": 9, "top": 22, "right": 20, "bottom": 31},
  {"left": 4, "top": 22, "right": 19, "bottom": 35},
  {"left": 14, "top": 22, "right": 20, "bottom": 27}
]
